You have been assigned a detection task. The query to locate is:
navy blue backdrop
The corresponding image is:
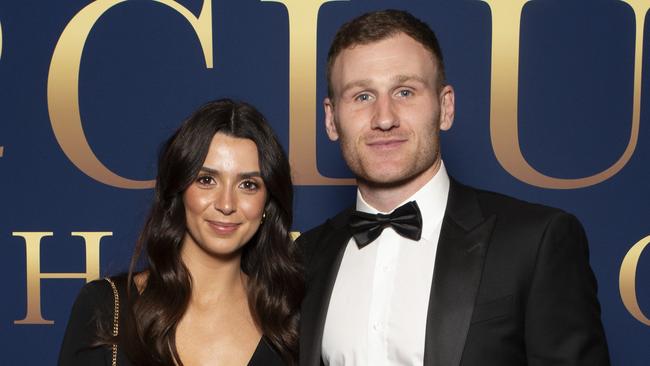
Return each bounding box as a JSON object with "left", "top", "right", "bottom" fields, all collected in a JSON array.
[{"left": 1, "top": 0, "right": 648, "bottom": 364}]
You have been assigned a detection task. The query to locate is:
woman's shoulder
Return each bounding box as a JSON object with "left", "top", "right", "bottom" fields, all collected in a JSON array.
[
  {"left": 58, "top": 278, "right": 123, "bottom": 366},
  {"left": 64, "top": 277, "right": 129, "bottom": 335},
  {"left": 72, "top": 278, "right": 118, "bottom": 312},
  {"left": 77, "top": 274, "right": 131, "bottom": 300},
  {"left": 64, "top": 276, "right": 132, "bottom": 338}
]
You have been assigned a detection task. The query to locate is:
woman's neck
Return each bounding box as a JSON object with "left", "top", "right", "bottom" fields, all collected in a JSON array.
[{"left": 180, "top": 238, "right": 248, "bottom": 308}]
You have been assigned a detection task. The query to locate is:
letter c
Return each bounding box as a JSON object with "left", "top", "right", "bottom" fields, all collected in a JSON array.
[
  {"left": 47, "top": 0, "right": 213, "bottom": 188},
  {"left": 620, "top": 234, "right": 650, "bottom": 326}
]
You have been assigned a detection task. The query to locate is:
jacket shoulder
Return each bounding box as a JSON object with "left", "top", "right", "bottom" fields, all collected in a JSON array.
[
  {"left": 295, "top": 206, "right": 353, "bottom": 264},
  {"left": 457, "top": 184, "right": 588, "bottom": 259},
  {"left": 448, "top": 180, "right": 583, "bottom": 243},
  {"left": 471, "top": 186, "right": 573, "bottom": 222}
]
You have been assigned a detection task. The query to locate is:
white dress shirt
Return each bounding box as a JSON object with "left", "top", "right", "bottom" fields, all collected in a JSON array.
[{"left": 322, "top": 162, "right": 450, "bottom": 366}]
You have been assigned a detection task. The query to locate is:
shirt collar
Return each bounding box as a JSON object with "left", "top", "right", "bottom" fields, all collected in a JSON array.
[{"left": 356, "top": 160, "right": 450, "bottom": 241}]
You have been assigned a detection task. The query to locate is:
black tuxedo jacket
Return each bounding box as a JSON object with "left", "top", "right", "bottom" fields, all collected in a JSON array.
[{"left": 297, "top": 180, "right": 610, "bottom": 366}]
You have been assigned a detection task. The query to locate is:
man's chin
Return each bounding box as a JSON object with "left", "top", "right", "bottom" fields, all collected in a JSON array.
[
  {"left": 355, "top": 159, "right": 440, "bottom": 190},
  {"left": 357, "top": 171, "right": 419, "bottom": 189}
]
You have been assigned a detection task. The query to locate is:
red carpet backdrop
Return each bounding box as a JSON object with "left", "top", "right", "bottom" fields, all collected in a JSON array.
[{"left": 0, "top": 0, "right": 648, "bottom": 364}]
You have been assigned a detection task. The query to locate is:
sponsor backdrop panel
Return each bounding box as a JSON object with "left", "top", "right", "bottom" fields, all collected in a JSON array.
[{"left": 0, "top": 0, "right": 648, "bottom": 364}]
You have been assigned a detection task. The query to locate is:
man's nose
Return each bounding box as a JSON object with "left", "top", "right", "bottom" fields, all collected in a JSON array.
[{"left": 371, "top": 95, "right": 399, "bottom": 130}]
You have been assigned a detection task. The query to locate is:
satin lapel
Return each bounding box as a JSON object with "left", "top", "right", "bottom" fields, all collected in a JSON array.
[
  {"left": 300, "top": 211, "right": 353, "bottom": 366},
  {"left": 423, "top": 181, "right": 496, "bottom": 366}
]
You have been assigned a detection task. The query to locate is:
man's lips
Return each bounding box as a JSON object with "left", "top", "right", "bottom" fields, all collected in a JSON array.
[
  {"left": 206, "top": 220, "right": 241, "bottom": 235},
  {"left": 365, "top": 138, "right": 407, "bottom": 149}
]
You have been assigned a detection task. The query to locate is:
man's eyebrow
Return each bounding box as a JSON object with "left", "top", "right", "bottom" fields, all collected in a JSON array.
[
  {"left": 339, "top": 79, "right": 372, "bottom": 95},
  {"left": 199, "top": 167, "right": 261, "bottom": 179},
  {"left": 339, "top": 75, "right": 430, "bottom": 95},
  {"left": 392, "top": 74, "right": 429, "bottom": 85}
]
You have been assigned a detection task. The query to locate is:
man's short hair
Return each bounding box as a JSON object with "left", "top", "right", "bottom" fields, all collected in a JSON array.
[{"left": 327, "top": 9, "right": 446, "bottom": 98}]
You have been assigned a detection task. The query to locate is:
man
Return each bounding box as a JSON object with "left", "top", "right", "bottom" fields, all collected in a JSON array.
[{"left": 297, "top": 9, "right": 610, "bottom": 366}]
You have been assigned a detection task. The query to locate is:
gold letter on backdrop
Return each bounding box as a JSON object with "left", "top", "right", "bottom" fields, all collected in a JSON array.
[
  {"left": 483, "top": 0, "right": 643, "bottom": 189},
  {"left": 13, "top": 232, "right": 111, "bottom": 325},
  {"left": 620, "top": 234, "right": 650, "bottom": 326},
  {"left": 47, "top": 0, "right": 213, "bottom": 189},
  {"left": 262, "top": 0, "right": 354, "bottom": 185}
]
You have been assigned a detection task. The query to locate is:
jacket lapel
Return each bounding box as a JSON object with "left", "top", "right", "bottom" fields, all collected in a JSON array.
[
  {"left": 300, "top": 209, "right": 353, "bottom": 366},
  {"left": 423, "top": 180, "right": 496, "bottom": 366}
]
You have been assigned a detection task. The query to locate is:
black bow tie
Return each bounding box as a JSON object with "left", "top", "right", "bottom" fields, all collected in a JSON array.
[{"left": 348, "top": 201, "right": 423, "bottom": 248}]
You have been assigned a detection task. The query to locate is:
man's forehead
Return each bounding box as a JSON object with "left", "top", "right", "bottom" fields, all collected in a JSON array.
[
  {"left": 333, "top": 35, "right": 437, "bottom": 72},
  {"left": 335, "top": 32, "right": 436, "bottom": 61},
  {"left": 333, "top": 50, "right": 437, "bottom": 88}
]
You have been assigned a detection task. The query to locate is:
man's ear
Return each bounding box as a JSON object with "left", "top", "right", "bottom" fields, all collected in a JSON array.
[
  {"left": 324, "top": 97, "right": 340, "bottom": 141},
  {"left": 439, "top": 85, "right": 455, "bottom": 131}
]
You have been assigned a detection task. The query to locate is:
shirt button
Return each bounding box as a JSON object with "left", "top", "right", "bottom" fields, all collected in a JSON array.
[{"left": 373, "top": 323, "right": 381, "bottom": 331}]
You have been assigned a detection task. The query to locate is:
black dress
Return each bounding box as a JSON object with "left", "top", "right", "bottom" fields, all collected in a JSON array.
[{"left": 58, "top": 278, "right": 286, "bottom": 366}]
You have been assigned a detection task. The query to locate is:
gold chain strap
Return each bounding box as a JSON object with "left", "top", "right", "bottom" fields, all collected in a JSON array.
[{"left": 104, "top": 278, "right": 120, "bottom": 366}]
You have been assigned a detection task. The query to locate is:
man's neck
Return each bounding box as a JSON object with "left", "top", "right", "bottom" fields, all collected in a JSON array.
[{"left": 358, "top": 159, "right": 442, "bottom": 212}]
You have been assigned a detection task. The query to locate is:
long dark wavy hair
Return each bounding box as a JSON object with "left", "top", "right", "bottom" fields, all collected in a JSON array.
[{"left": 116, "top": 99, "right": 302, "bottom": 365}]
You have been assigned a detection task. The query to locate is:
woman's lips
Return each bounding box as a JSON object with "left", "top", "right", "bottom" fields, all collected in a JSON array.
[{"left": 206, "top": 220, "right": 241, "bottom": 235}]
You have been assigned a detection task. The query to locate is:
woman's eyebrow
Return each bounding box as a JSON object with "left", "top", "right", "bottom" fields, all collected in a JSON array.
[{"left": 199, "top": 166, "right": 261, "bottom": 180}]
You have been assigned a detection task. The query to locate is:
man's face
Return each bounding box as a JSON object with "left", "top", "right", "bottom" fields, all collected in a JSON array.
[{"left": 325, "top": 33, "right": 454, "bottom": 187}]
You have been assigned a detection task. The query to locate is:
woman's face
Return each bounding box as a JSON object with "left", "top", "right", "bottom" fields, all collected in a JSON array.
[{"left": 182, "top": 132, "right": 267, "bottom": 261}]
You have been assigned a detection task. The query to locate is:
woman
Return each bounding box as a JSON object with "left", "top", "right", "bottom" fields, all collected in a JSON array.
[{"left": 58, "top": 99, "right": 303, "bottom": 366}]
